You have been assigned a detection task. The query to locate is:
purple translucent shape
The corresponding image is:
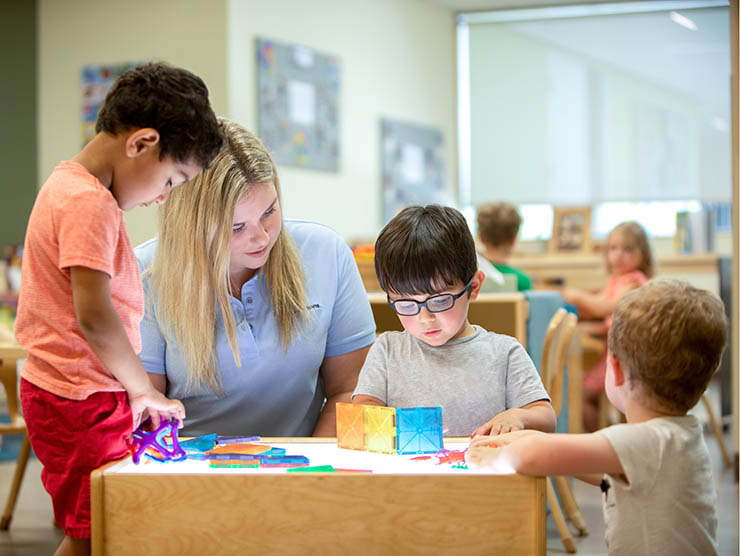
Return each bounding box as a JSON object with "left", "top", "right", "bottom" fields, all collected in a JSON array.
[{"left": 130, "top": 417, "right": 187, "bottom": 465}]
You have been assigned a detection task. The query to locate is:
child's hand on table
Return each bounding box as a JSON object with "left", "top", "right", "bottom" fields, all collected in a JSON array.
[
  {"left": 471, "top": 408, "right": 527, "bottom": 437},
  {"left": 129, "top": 387, "right": 186, "bottom": 430},
  {"left": 466, "top": 430, "right": 543, "bottom": 471}
]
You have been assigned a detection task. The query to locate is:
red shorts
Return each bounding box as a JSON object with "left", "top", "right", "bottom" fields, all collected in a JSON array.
[{"left": 20, "top": 378, "right": 133, "bottom": 539}]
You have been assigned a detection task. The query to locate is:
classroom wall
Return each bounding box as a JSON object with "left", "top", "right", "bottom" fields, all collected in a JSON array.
[
  {"left": 0, "top": 0, "right": 37, "bottom": 248},
  {"left": 38, "top": 0, "right": 229, "bottom": 247},
  {"left": 226, "top": 0, "right": 457, "bottom": 241},
  {"left": 37, "top": 0, "right": 457, "bottom": 246}
]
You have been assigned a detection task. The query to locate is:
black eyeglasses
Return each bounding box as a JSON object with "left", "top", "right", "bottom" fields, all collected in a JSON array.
[{"left": 388, "top": 278, "right": 474, "bottom": 317}]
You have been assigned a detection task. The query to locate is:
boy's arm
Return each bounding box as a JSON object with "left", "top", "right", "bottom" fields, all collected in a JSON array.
[
  {"left": 466, "top": 430, "right": 622, "bottom": 485},
  {"left": 71, "top": 266, "right": 185, "bottom": 426},
  {"left": 472, "top": 400, "right": 557, "bottom": 437}
]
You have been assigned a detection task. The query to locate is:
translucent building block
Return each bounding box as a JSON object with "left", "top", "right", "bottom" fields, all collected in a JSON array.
[
  {"left": 179, "top": 433, "right": 217, "bottom": 453},
  {"left": 364, "top": 405, "right": 396, "bottom": 454},
  {"left": 396, "top": 407, "right": 444, "bottom": 454},
  {"left": 336, "top": 402, "right": 366, "bottom": 450},
  {"left": 206, "top": 443, "right": 271, "bottom": 455}
]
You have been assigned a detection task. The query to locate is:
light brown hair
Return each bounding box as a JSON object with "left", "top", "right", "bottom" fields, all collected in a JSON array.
[
  {"left": 147, "top": 118, "right": 308, "bottom": 394},
  {"left": 605, "top": 221, "right": 655, "bottom": 278},
  {"left": 608, "top": 279, "right": 727, "bottom": 413},
  {"left": 476, "top": 202, "right": 522, "bottom": 248}
]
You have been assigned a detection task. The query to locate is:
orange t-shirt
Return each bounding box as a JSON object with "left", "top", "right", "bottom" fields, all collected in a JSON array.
[{"left": 15, "top": 161, "right": 144, "bottom": 400}]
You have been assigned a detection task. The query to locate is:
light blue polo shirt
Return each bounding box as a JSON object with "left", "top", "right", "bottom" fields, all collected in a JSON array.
[{"left": 135, "top": 220, "right": 376, "bottom": 437}]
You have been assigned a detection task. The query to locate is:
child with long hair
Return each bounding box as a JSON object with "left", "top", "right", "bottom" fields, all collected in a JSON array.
[{"left": 563, "top": 221, "right": 654, "bottom": 431}]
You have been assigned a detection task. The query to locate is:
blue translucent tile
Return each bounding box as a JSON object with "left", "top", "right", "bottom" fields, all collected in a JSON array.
[
  {"left": 258, "top": 455, "right": 310, "bottom": 464},
  {"left": 396, "top": 407, "right": 444, "bottom": 455},
  {"left": 180, "top": 433, "right": 217, "bottom": 452},
  {"left": 217, "top": 435, "right": 261, "bottom": 444},
  {"left": 259, "top": 447, "right": 287, "bottom": 456}
]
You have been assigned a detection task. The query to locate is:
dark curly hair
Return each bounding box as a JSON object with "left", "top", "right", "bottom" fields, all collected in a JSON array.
[
  {"left": 95, "top": 62, "right": 222, "bottom": 168},
  {"left": 374, "top": 205, "right": 477, "bottom": 296}
]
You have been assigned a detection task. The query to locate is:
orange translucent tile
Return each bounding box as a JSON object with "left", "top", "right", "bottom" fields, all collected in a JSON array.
[
  {"left": 364, "top": 405, "right": 396, "bottom": 454},
  {"left": 206, "top": 443, "right": 271, "bottom": 455},
  {"left": 336, "top": 402, "right": 365, "bottom": 451}
]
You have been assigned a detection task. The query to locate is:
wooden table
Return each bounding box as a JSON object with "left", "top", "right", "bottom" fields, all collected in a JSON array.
[
  {"left": 91, "top": 438, "right": 545, "bottom": 556},
  {"left": 369, "top": 292, "right": 529, "bottom": 348},
  {"left": 513, "top": 253, "right": 719, "bottom": 292}
]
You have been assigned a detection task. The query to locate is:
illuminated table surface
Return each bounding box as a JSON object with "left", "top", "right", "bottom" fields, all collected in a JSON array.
[{"left": 91, "top": 437, "right": 545, "bottom": 556}]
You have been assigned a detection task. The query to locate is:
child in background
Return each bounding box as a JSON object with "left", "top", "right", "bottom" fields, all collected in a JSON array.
[
  {"left": 467, "top": 279, "right": 726, "bottom": 555},
  {"left": 563, "top": 221, "right": 654, "bottom": 431},
  {"left": 476, "top": 202, "right": 533, "bottom": 291},
  {"left": 352, "top": 205, "right": 556, "bottom": 437},
  {"left": 15, "top": 62, "right": 222, "bottom": 556}
]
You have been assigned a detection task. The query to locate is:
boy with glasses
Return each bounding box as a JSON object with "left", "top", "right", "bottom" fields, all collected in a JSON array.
[{"left": 352, "top": 205, "right": 555, "bottom": 437}]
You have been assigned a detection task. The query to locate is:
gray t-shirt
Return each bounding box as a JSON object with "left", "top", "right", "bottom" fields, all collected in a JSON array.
[
  {"left": 597, "top": 416, "right": 718, "bottom": 555},
  {"left": 352, "top": 325, "right": 549, "bottom": 436}
]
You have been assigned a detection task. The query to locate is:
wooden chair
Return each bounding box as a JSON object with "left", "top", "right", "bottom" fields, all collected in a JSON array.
[
  {"left": 0, "top": 343, "right": 30, "bottom": 530},
  {"left": 585, "top": 335, "right": 732, "bottom": 468},
  {"left": 540, "top": 308, "right": 588, "bottom": 553}
]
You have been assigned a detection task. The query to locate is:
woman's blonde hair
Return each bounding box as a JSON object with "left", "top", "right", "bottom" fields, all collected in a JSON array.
[
  {"left": 147, "top": 118, "right": 308, "bottom": 394},
  {"left": 605, "top": 221, "right": 655, "bottom": 278}
]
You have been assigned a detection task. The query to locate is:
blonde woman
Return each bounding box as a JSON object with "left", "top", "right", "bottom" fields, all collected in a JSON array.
[{"left": 135, "top": 119, "right": 375, "bottom": 437}]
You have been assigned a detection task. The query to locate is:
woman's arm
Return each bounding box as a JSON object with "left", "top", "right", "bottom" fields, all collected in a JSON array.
[
  {"left": 312, "top": 345, "right": 371, "bottom": 437},
  {"left": 148, "top": 373, "right": 167, "bottom": 394},
  {"left": 352, "top": 394, "right": 384, "bottom": 406}
]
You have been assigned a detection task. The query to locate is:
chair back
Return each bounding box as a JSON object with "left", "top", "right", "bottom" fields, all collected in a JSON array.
[
  {"left": 0, "top": 351, "right": 26, "bottom": 434},
  {"left": 540, "top": 309, "right": 578, "bottom": 418}
]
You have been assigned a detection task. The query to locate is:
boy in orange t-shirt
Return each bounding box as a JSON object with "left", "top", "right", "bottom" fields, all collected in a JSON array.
[{"left": 15, "top": 62, "right": 222, "bottom": 556}]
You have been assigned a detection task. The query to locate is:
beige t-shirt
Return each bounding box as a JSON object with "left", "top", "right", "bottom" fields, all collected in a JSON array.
[{"left": 597, "top": 416, "right": 718, "bottom": 555}]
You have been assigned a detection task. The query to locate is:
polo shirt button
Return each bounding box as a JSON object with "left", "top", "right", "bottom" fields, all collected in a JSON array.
[{"left": 246, "top": 297, "right": 253, "bottom": 304}]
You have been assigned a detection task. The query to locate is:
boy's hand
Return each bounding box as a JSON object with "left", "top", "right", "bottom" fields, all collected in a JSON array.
[
  {"left": 465, "top": 444, "right": 507, "bottom": 471},
  {"left": 468, "top": 429, "right": 540, "bottom": 448},
  {"left": 466, "top": 430, "right": 543, "bottom": 472},
  {"left": 128, "top": 387, "right": 186, "bottom": 430},
  {"left": 471, "top": 408, "right": 526, "bottom": 437}
]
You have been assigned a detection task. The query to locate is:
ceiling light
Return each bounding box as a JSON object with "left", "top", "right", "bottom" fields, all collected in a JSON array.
[{"left": 670, "top": 11, "right": 698, "bottom": 30}]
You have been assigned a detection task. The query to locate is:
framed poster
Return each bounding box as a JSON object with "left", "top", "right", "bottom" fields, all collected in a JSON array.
[
  {"left": 381, "top": 119, "right": 446, "bottom": 225},
  {"left": 81, "top": 62, "right": 139, "bottom": 146},
  {"left": 257, "top": 38, "right": 340, "bottom": 172},
  {"left": 548, "top": 206, "right": 592, "bottom": 254}
]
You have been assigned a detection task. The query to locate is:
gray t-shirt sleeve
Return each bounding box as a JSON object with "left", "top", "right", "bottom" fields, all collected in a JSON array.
[
  {"left": 504, "top": 340, "right": 551, "bottom": 408},
  {"left": 352, "top": 333, "right": 391, "bottom": 403}
]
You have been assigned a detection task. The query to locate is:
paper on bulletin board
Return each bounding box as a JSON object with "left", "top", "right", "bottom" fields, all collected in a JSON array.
[
  {"left": 81, "top": 61, "right": 140, "bottom": 147},
  {"left": 257, "top": 38, "right": 340, "bottom": 172},
  {"left": 288, "top": 81, "right": 316, "bottom": 126},
  {"left": 382, "top": 118, "right": 448, "bottom": 225}
]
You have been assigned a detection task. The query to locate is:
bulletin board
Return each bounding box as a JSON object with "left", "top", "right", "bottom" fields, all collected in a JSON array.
[
  {"left": 81, "top": 62, "right": 139, "bottom": 146},
  {"left": 257, "top": 38, "right": 340, "bottom": 172},
  {"left": 381, "top": 119, "right": 446, "bottom": 225}
]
